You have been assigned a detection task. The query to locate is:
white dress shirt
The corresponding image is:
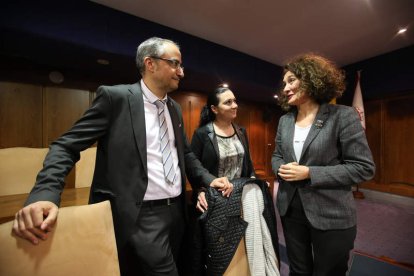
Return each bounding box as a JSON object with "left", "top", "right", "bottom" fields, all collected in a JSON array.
[{"left": 140, "top": 80, "right": 182, "bottom": 200}]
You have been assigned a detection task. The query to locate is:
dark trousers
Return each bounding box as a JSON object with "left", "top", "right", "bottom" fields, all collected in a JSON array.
[
  {"left": 118, "top": 199, "right": 185, "bottom": 276},
  {"left": 281, "top": 192, "right": 356, "bottom": 276}
]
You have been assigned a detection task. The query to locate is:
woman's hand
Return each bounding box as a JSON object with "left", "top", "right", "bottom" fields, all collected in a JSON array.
[
  {"left": 209, "top": 177, "right": 233, "bottom": 197},
  {"left": 278, "top": 162, "right": 310, "bottom": 181},
  {"left": 196, "top": 191, "right": 208, "bottom": 213}
]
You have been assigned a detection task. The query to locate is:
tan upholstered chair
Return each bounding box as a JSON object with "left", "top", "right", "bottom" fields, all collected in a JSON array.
[
  {"left": 0, "top": 201, "right": 120, "bottom": 276},
  {"left": 0, "top": 146, "right": 97, "bottom": 194},
  {"left": 224, "top": 237, "right": 250, "bottom": 276},
  {"left": 75, "top": 147, "right": 97, "bottom": 188},
  {"left": 0, "top": 147, "right": 49, "bottom": 196}
]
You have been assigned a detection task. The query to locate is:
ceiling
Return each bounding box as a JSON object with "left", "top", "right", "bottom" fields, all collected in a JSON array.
[
  {"left": 91, "top": 0, "right": 414, "bottom": 67},
  {"left": 0, "top": 0, "right": 413, "bottom": 104}
]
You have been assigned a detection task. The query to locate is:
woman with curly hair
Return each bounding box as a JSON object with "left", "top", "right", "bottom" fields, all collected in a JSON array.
[{"left": 272, "top": 54, "right": 375, "bottom": 276}]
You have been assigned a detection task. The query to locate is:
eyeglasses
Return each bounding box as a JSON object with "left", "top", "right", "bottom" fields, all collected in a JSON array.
[{"left": 150, "top": 56, "right": 184, "bottom": 71}]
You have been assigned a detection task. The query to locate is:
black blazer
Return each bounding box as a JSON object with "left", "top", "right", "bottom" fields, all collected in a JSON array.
[
  {"left": 189, "top": 122, "right": 255, "bottom": 187},
  {"left": 25, "top": 82, "right": 215, "bottom": 249}
]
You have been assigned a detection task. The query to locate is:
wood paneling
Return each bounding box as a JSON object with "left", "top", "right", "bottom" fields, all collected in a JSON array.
[
  {"left": 236, "top": 104, "right": 281, "bottom": 182},
  {"left": 43, "top": 87, "right": 90, "bottom": 188},
  {"left": 248, "top": 106, "right": 266, "bottom": 173},
  {"left": 3, "top": 79, "right": 413, "bottom": 197},
  {"left": 234, "top": 102, "right": 250, "bottom": 134},
  {"left": 383, "top": 96, "right": 414, "bottom": 189},
  {"left": 170, "top": 91, "right": 207, "bottom": 141},
  {"left": 364, "top": 100, "right": 382, "bottom": 183},
  {"left": 0, "top": 187, "right": 90, "bottom": 224},
  {"left": 0, "top": 83, "right": 92, "bottom": 189},
  {"left": 362, "top": 94, "right": 414, "bottom": 197},
  {"left": 0, "top": 82, "right": 43, "bottom": 148},
  {"left": 43, "top": 87, "right": 90, "bottom": 146}
]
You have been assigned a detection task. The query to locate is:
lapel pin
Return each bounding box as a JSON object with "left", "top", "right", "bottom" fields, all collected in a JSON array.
[{"left": 315, "top": 120, "right": 324, "bottom": 128}]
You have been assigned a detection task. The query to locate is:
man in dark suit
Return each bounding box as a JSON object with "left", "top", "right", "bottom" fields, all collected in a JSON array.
[{"left": 12, "top": 37, "right": 231, "bottom": 276}]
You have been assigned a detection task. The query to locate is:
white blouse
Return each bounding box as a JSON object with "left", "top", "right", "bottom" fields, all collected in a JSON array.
[{"left": 293, "top": 124, "right": 311, "bottom": 162}]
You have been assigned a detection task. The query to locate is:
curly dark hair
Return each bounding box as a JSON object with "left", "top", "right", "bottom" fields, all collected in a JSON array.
[{"left": 278, "top": 53, "right": 345, "bottom": 111}]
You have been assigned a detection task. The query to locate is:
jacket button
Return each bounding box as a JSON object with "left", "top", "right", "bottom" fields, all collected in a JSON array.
[{"left": 219, "top": 237, "right": 224, "bottom": 243}]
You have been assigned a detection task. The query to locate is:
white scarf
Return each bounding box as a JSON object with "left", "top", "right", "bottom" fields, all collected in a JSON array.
[{"left": 242, "top": 184, "right": 280, "bottom": 276}]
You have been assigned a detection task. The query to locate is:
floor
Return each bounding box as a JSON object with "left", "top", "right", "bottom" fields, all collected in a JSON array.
[{"left": 274, "top": 188, "right": 414, "bottom": 276}]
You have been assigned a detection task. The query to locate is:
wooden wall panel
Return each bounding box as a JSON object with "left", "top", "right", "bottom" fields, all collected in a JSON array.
[
  {"left": 43, "top": 87, "right": 90, "bottom": 146},
  {"left": 383, "top": 96, "right": 414, "bottom": 192},
  {"left": 362, "top": 94, "right": 414, "bottom": 197},
  {"left": 234, "top": 103, "right": 282, "bottom": 180},
  {"left": 0, "top": 82, "right": 43, "bottom": 148},
  {"left": 3, "top": 78, "right": 412, "bottom": 197},
  {"left": 247, "top": 106, "right": 266, "bottom": 174},
  {"left": 364, "top": 100, "right": 382, "bottom": 183},
  {"left": 234, "top": 102, "right": 250, "bottom": 135},
  {"left": 170, "top": 91, "right": 206, "bottom": 141},
  {"left": 42, "top": 87, "right": 90, "bottom": 188}
]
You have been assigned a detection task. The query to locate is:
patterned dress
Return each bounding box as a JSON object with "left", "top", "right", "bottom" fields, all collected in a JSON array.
[
  {"left": 216, "top": 132, "right": 251, "bottom": 276},
  {"left": 216, "top": 133, "right": 245, "bottom": 180}
]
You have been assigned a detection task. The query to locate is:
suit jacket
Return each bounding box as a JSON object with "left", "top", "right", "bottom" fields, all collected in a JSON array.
[
  {"left": 25, "top": 82, "right": 215, "bottom": 249},
  {"left": 190, "top": 122, "right": 256, "bottom": 185},
  {"left": 271, "top": 103, "right": 375, "bottom": 230}
]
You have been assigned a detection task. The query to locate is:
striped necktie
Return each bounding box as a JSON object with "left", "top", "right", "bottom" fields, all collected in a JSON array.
[{"left": 154, "top": 99, "right": 176, "bottom": 185}]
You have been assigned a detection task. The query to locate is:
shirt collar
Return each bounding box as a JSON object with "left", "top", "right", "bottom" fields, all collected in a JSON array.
[{"left": 140, "top": 79, "right": 168, "bottom": 104}]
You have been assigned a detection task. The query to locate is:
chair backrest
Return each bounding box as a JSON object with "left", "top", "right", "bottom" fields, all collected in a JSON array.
[
  {"left": 0, "top": 147, "right": 49, "bottom": 196},
  {"left": 0, "top": 201, "right": 120, "bottom": 276},
  {"left": 0, "top": 146, "right": 97, "bottom": 195},
  {"left": 75, "top": 147, "right": 97, "bottom": 188}
]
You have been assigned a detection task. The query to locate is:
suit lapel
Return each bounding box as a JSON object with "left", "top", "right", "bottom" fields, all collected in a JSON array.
[
  {"left": 166, "top": 98, "right": 183, "bottom": 151},
  {"left": 128, "top": 83, "right": 147, "bottom": 173},
  {"left": 166, "top": 98, "right": 186, "bottom": 183},
  {"left": 233, "top": 124, "right": 247, "bottom": 150},
  {"left": 206, "top": 122, "right": 220, "bottom": 159},
  {"left": 300, "top": 103, "right": 330, "bottom": 162},
  {"left": 285, "top": 113, "right": 297, "bottom": 162}
]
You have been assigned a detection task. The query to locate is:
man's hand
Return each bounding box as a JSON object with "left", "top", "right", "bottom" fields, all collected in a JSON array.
[
  {"left": 12, "top": 201, "right": 59, "bottom": 245},
  {"left": 278, "top": 162, "right": 310, "bottom": 181},
  {"left": 209, "top": 177, "right": 233, "bottom": 197}
]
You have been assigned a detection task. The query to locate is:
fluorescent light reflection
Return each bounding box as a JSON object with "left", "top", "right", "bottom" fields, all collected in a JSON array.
[{"left": 397, "top": 28, "right": 407, "bottom": 35}]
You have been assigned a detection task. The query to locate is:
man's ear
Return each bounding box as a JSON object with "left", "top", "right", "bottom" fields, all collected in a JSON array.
[{"left": 144, "top": 57, "right": 155, "bottom": 73}]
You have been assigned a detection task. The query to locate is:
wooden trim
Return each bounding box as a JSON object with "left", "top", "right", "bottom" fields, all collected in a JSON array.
[
  {"left": 353, "top": 250, "right": 414, "bottom": 272},
  {"left": 0, "top": 187, "right": 90, "bottom": 224},
  {"left": 360, "top": 181, "right": 414, "bottom": 198}
]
